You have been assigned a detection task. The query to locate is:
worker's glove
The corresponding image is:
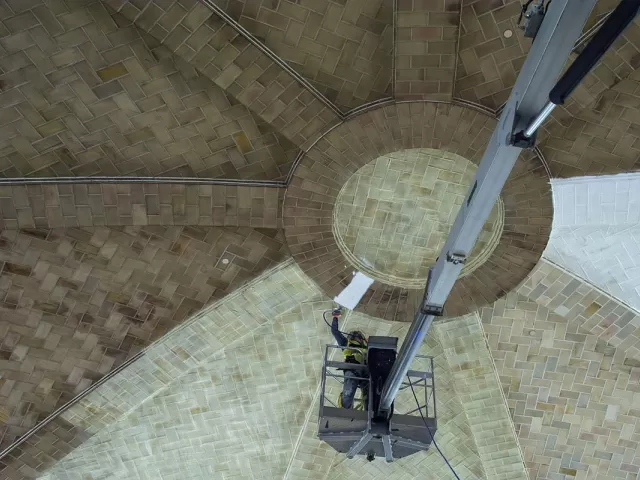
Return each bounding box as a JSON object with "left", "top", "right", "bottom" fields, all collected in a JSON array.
[{"left": 332, "top": 306, "right": 342, "bottom": 328}]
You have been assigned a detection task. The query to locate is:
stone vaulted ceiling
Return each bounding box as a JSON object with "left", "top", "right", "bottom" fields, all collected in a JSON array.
[{"left": 0, "top": 0, "right": 638, "bottom": 479}]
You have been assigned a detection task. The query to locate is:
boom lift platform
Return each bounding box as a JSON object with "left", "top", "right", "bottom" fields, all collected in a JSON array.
[
  {"left": 318, "top": 0, "right": 640, "bottom": 463},
  {"left": 319, "top": 339, "right": 437, "bottom": 461}
]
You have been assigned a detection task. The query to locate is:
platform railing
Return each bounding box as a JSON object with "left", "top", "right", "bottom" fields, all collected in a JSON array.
[{"left": 320, "top": 345, "right": 436, "bottom": 414}]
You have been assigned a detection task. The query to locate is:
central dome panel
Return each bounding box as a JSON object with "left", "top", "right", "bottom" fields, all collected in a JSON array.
[{"left": 333, "top": 148, "right": 504, "bottom": 288}]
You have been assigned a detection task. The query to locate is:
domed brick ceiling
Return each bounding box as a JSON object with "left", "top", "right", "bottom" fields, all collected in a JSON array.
[
  {"left": 333, "top": 148, "right": 504, "bottom": 288},
  {"left": 284, "top": 101, "right": 553, "bottom": 320},
  {"left": 2, "top": 0, "right": 640, "bottom": 478}
]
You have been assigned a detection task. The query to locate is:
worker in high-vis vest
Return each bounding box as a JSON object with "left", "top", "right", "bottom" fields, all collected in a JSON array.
[{"left": 330, "top": 310, "right": 369, "bottom": 409}]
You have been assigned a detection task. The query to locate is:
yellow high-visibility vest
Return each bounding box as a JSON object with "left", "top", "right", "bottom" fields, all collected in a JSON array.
[{"left": 344, "top": 338, "right": 367, "bottom": 364}]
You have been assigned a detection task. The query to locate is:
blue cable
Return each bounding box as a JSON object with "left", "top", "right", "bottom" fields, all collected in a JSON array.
[{"left": 407, "top": 376, "right": 461, "bottom": 480}]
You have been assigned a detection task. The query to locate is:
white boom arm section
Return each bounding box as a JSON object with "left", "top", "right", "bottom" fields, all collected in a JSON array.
[{"left": 377, "top": 0, "right": 599, "bottom": 416}]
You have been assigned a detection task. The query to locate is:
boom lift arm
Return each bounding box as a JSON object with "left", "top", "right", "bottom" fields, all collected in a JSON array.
[
  {"left": 318, "top": 0, "right": 640, "bottom": 463},
  {"left": 378, "top": 0, "right": 640, "bottom": 418}
]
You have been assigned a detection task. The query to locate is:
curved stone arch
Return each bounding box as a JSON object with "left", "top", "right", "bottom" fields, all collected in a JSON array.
[{"left": 284, "top": 101, "right": 553, "bottom": 320}]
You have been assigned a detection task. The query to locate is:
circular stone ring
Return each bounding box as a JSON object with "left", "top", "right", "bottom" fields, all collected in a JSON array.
[{"left": 284, "top": 101, "right": 552, "bottom": 320}]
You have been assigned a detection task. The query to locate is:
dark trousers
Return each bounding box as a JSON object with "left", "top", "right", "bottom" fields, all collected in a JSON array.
[{"left": 342, "top": 370, "right": 368, "bottom": 409}]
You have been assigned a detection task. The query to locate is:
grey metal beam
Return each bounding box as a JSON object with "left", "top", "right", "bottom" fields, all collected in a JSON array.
[
  {"left": 382, "top": 435, "right": 393, "bottom": 463},
  {"left": 346, "top": 433, "right": 373, "bottom": 459},
  {"left": 377, "top": 0, "right": 598, "bottom": 416}
]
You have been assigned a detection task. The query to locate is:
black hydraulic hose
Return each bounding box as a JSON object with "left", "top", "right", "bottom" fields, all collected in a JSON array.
[
  {"left": 549, "top": 0, "right": 640, "bottom": 105},
  {"left": 323, "top": 310, "right": 353, "bottom": 338}
]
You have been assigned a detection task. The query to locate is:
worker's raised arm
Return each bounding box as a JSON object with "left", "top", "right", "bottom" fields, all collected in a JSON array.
[{"left": 331, "top": 317, "right": 347, "bottom": 347}]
